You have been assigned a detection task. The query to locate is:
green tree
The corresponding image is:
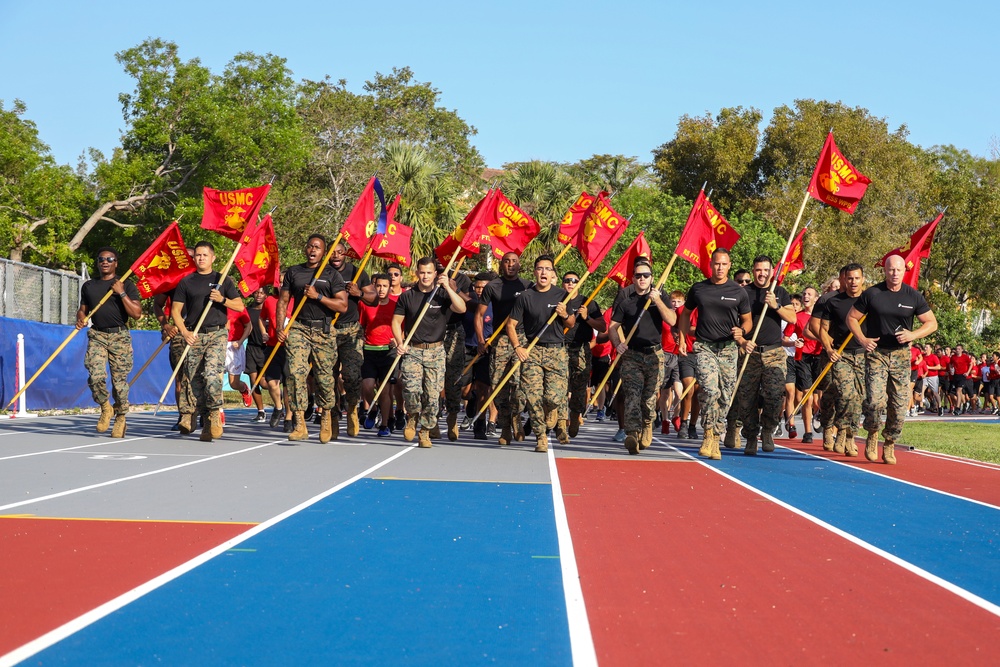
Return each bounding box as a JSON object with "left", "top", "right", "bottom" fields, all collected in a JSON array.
[{"left": 502, "top": 160, "right": 578, "bottom": 256}]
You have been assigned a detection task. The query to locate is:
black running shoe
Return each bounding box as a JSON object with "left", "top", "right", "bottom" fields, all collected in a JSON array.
[
  {"left": 269, "top": 409, "right": 281, "bottom": 428},
  {"left": 283, "top": 418, "right": 294, "bottom": 433}
]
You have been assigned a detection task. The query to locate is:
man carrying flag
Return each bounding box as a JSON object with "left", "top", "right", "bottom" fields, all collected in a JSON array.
[
  {"left": 562, "top": 269, "right": 606, "bottom": 438},
  {"left": 331, "top": 241, "right": 376, "bottom": 435},
  {"left": 847, "top": 254, "right": 937, "bottom": 465},
  {"left": 76, "top": 247, "right": 143, "bottom": 437}
]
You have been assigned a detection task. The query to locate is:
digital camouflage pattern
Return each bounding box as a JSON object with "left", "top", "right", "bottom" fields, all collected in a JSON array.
[
  {"left": 185, "top": 328, "right": 228, "bottom": 414},
  {"left": 489, "top": 334, "right": 521, "bottom": 430},
  {"left": 443, "top": 326, "right": 466, "bottom": 414},
  {"left": 693, "top": 340, "right": 739, "bottom": 435},
  {"left": 85, "top": 329, "right": 133, "bottom": 415},
  {"left": 401, "top": 344, "right": 446, "bottom": 429},
  {"left": 821, "top": 349, "right": 866, "bottom": 432},
  {"left": 520, "top": 346, "right": 569, "bottom": 437},
  {"left": 863, "top": 347, "right": 910, "bottom": 441},
  {"left": 169, "top": 335, "right": 196, "bottom": 416},
  {"left": 733, "top": 347, "right": 786, "bottom": 440},
  {"left": 565, "top": 344, "right": 592, "bottom": 418},
  {"left": 335, "top": 322, "right": 364, "bottom": 408},
  {"left": 287, "top": 324, "right": 338, "bottom": 411},
  {"left": 620, "top": 349, "right": 664, "bottom": 434}
]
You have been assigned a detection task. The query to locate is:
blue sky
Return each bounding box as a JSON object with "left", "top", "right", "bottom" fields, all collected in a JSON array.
[{"left": 1, "top": 1, "right": 996, "bottom": 169}]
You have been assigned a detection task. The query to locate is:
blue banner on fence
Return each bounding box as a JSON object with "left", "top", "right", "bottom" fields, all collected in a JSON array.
[{"left": 0, "top": 316, "right": 176, "bottom": 410}]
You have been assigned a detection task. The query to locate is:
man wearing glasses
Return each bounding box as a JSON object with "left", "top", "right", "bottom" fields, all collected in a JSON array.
[
  {"left": 679, "top": 248, "right": 753, "bottom": 460},
  {"left": 507, "top": 255, "right": 576, "bottom": 452},
  {"left": 76, "top": 247, "right": 142, "bottom": 437},
  {"left": 609, "top": 258, "right": 676, "bottom": 455},
  {"left": 562, "top": 271, "right": 606, "bottom": 438}
]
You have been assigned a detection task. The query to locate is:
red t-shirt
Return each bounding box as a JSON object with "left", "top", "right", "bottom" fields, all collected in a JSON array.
[
  {"left": 952, "top": 353, "right": 972, "bottom": 376},
  {"left": 676, "top": 306, "right": 696, "bottom": 353},
  {"left": 925, "top": 353, "right": 940, "bottom": 377},
  {"left": 661, "top": 321, "right": 678, "bottom": 354},
  {"left": 260, "top": 294, "right": 295, "bottom": 346},
  {"left": 227, "top": 308, "right": 251, "bottom": 342},
  {"left": 796, "top": 310, "right": 821, "bottom": 356},
  {"left": 591, "top": 309, "right": 613, "bottom": 359},
  {"left": 910, "top": 346, "right": 922, "bottom": 371},
  {"left": 359, "top": 299, "right": 396, "bottom": 346}
]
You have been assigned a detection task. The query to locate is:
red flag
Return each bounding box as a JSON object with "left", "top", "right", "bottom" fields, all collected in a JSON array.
[
  {"left": 557, "top": 191, "right": 598, "bottom": 245},
  {"left": 486, "top": 191, "right": 541, "bottom": 259},
  {"left": 875, "top": 213, "right": 942, "bottom": 288},
  {"left": 373, "top": 220, "right": 414, "bottom": 267},
  {"left": 435, "top": 190, "right": 496, "bottom": 264},
  {"left": 807, "top": 132, "right": 872, "bottom": 214},
  {"left": 130, "top": 221, "right": 196, "bottom": 298},
  {"left": 340, "top": 177, "right": 380, "bottom": 260},
  {"left": 674, "top": 190, "right": 741, "bottom": 278},
  {"left": 777, "top": 227, "right": 808, "bottom": 285},
  {"left": 577, "top": 192, "right": 630, "bottom": 269},
  {"left": 607, "top": 232, "right": 652, "bottom": 287},
  {"left": 234, "top": 214, "right": 281, "bottom": 296},
  {"left": 201, "top": 184, "right": 271, "bottom": 241}
]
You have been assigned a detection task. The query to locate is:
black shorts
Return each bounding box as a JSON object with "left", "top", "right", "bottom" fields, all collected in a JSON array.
[
  {"left": 795, "top": 356, "right": 821, "bottom": 392},
  {"left": 910, "top": 369, "right": 919, "bottom": 383},
  {"left": 678, "top": 353, "right": 698, "bottom": 380},
  {"left": 914, "top": 378, "right": 924, "bottom": 394},
  {"left": 362, "top": 348, "right": 398, "bottom": 383},
  {"left": 950, "top": 375, "right": 971, "bottom": 395},
  {"left": 591, "top": 356, "right": 610, "bottom": 389},
  {"left": 987, "top": 380, "right": 1000, "bottom": 397},
  {"left": 785, "top": 356, "right": 797, "bottom": 386},
  {"left": 246, "top": 345, "right": 285, "bottom": 382},
  {"left": 464, "top": 346, "right": 490, "bottom": 385},
  {"left": 660, "top": 352, "right": 680, "bottom": 388},
  {"left": 245, "top": 344, "right": 268, "bottom": 374}
]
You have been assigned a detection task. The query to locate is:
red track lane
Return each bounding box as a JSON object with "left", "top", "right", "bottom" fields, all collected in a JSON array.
[
  {"left": 779, "top": 437, "right": 1000, "bottom": 507},
  {"left": 0, "top": 517, "right": 252, "bottom": 655},
  {"left": 559, "top": 459, "right": 1000, "bottom": 666}
]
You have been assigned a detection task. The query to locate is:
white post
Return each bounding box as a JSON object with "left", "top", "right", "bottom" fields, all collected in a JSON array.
[{"left": 12, "top": 333, "right": 38, "bottom": 419}]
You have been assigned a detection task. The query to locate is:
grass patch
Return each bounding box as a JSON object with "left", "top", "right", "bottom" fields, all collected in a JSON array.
[{"left": 864, "top": 421, "right": 1000, "bottom": 464}]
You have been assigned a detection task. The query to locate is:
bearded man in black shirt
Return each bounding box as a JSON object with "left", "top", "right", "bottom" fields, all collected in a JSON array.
[
  {"left": 679, "top": 248, "right": 753, "bottom": 460},
  {"left": 172, "top": 241, "right": 245, "bottom": 442},
  {"left": 507, "top": 255, "right": 576, "bottom": 452},
  {"left": 848, "top": 254, "right": 937, "bottom": 464},
  {"left": 76, "top": 247, "right": 142, "bottom": 437}
]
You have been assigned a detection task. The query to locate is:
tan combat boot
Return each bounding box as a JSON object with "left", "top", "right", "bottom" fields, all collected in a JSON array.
[
  {"left": 761, "top": 430, "right": 776, "bottom": 453},
  {"left": 698, "top": 426, "right": 713, "bottom": 458},
  {"left": 708, "top": 428, "right": 722, "bottom": 460},
  {"left": 545, "top": 409, "right": 559, "bottom": 430},
  {"left": 640, "top": 422, "right": 653, "bottom": 450},
  {"left": 288, "top": 411, "right": 309, "bottom": 442},
  {"left": 209, "top": 410, "right": 224, "bottom": 439},
  {"left": 833, "top": 428, "right": 847, "bottom": 454},
  {"left": 418, "top": 429, "right": 433, "bottom": 448},
  {"left": 568, "top": 410, "right": 581, "bottom": 438},
  {"left": 555, "top": 419, "right": 571, "bottom": 445},
  {"left": 844, "top": 428, "right": 858, "bottom": 457},
  {"left": 499, "top": 424, "right": 512, "bottom": 446},
  {"left": 346, "top": 402, "right": 360, "bottom": 437},
  {"left": 177, "top": 413, "right": 194, "bottom": 435},
  {"left": 535, "top": 434, "right": 549, "bottom": 453},
  {"left": 447, "top": 413, "right": 459, "bottom": 441},
  {"left": 823, "top": 427, "right": 837, "bottom": 451},
  {"left": 865, "top": 430, "right": 879, "bottom": 462},
  {"left": 319, "top": 411, "right": 334, "bottom": 443},
  {"left": 111, "top": 414, "right": 127, "bottom": 438},
  {"left": 512, "top": 416, "right": 524, "bottom": 441},
  {"left": 624, "top": 431, "right": 641, "bottom": 455},
  {"left": 403, "top": 416, "right": 418, "bottom": 442},
  {"left": 200, "top": 413, "right": 214, "bottom": 442},
  {"left": 723, "top": 425, "right": 740, "bottom": 449},
  {"left": 96, "top": 401, "right": 113, "bottom": 433},
  {"left": 882, "top": 438, "right": 897, "bottom": 465}
]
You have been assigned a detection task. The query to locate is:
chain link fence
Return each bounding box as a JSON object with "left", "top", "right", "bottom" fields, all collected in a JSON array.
[{"left": 0, "top": 258, "right": 84, "bottom": 325}]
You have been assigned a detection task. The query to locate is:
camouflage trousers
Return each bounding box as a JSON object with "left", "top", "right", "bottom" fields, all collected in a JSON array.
[
  {"left": 489, "top": 334, "right": 521, "bottom": 430},
  {"left": 335, "top": 323, "right": 364, "bottom": 408},
  {"left": 287, "top": 324, "right": 338, "bottom": 411},
  {"left": 620, "top": 348, "right": 664, "bottom": 434},
  {"left": 401, "top": 343, "right": 446, "bottom": 429},
  {"left": 565, "top": 344, "right": 592, "bottom": 417},
  {"left": 520, "top": 345, "right": 569, "bottom": 437},
  {"left": 184, "top": 328, "right": 227, "bottom": 415},
  {"left": 85, "top": 329, "right": 133, "bottom": 415},
  {"left": 822, "top": 349, "right": 866, "bottom": 432},
  {"left": 170, "top": 335, "right": 196, "bottom": 416},
  {"left": 863, "top": 347, "right": 910, "bottom": 441},
  {"left": 443, "top": 326, "right": 466, "bottom": 414},
  {"left": 693, "top": 340, "right": 739, "bottom": 435},
  {"left": 732, "top": 346, "right": 786, "bottom": 440}
]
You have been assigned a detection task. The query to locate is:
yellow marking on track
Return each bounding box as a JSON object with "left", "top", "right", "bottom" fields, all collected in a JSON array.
[
  {"left": 0, "top": 515, "right": 257, "bottom": 525},
  {"left": 531, "top": 555, "right": 560, "bottom": 559},
  {"left": 371, "top": 476, "right": 548, "bottom": 485}
]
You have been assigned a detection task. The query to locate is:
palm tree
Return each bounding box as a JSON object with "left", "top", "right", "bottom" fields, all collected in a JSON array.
[{"left": 503, "top": 161, "right": 579, "bottom": 257}]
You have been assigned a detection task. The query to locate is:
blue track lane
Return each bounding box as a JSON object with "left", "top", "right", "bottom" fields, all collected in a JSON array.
[
  {"left": 677, "top": 443, "right": 1000, "bottom": 606},
  {"left": 29, "top": 479, "right": 572, "bottom": 666}
]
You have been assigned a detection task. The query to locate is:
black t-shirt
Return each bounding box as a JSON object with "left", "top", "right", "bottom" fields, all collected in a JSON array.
[
  {"left": 448, "top": 272, "right": 473, "bottom": 327},
  {"left": 684, "top": 279, "right": 751, "bottom": 343},
  {"left": 281, "top": 263, "right": 347, "bottom": 322},
  {"left": 812, "top": 291, "right": 834, "bottom": 321},
  {"left": 247, "top": 304, "right": 265, "bottom": 347},
  {"left": 612, "top": 284, "right": 636, "bottom": 310},
  {"left": 852, "top": 282, "right": 930, "bottom": 350},
  {"left": 81, "top": 278, "right": 141, "bottom": 329},
  {"left": 173, "top": 271, "right": 241, "bottom": 329},
  {"left": 480, "top": 277, "right": 532, "bottom": 325},
  {"left": 566, "top": 298, "right": 602, "bottom": 346},
  {"left": 394, "top": 287, "right": 455, "bottom": 344},
  {"left": 612, "top": 291, "right": 668, "bottom": 349},
  {"left": 509, "top": 286, "right": 570, "bottom": 344},
  {"left": 745, "top": 284, "right": 792, "bottom": 346},
  {"left": 821, "top": 292, "right": 863, "bottom": 351},
  {"left": 333, "top": 261, "right": 371, "bottom": 328}
]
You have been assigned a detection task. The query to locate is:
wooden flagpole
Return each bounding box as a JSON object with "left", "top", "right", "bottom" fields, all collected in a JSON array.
[{"left": 129, "top": 337, "right": 169, "bottom": 384}]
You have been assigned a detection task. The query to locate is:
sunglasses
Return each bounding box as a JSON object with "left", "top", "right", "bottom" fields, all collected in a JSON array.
[
  {"left": 633, "top": 272, "right": 652, "bottom": 279},
  {"left": 563, "top": 278, "right": 579, "bottom": 284},
  {"left": 738, "top": 279, "right": 751, "bottom": 285},
  {"left": 97, "top": 256, "right": 117, "bottom": 263}
]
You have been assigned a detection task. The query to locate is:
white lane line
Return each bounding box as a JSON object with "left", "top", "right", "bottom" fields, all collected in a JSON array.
[
  {"left": 907, "top": 448, "right": 1000, "bottom": 470},
  {"left": 0, "top": 444, "right": 415, "bottom": 667},
  {"left": 0, "top": 434, "right": 174, "bottom": 461},
  {"left": 0, "top": 440, "right": 283, "bottom": 512},
  {"left": 651, "top": 435, "right": 1000, "bottom": 619},
  {"left": 547, "top": 448, "right": 598, "bottom": 667}
]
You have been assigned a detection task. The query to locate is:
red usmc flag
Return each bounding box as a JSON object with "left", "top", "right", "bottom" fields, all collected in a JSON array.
[
  {"left": 486, "top": 191, "right": 541, "bottom": 259},
  {"left": 608, "top": 232, "right": 652, "bottom": 287},
  {"left": 372, "top": 196, "right": 413, "bottom": 267},
  {"left": 435, "top": 190, "right": 496, "bottom": 265},
  {"left": 674, "top": 190, "right": 741, "bottom": 278},
  {"left": 807, "top": 132, "right": 871, "bottom": 214},
  {"left": 876, "top": 212, "right": 942, "bottom": 288},
  {"left": 341, "top": 177, "right": 379, "bottom": 259},
  {"left": 201, "top": 184, "right": 271, "bottom": 241},
  {"left": 131, "top": 221, "right": 196, "bottom": 298},
  {"left": 777, "top": 227, "right": 808, "bottom": 285},
  {"left": 577, "top": 192, "right": 629, "bottom": 269},
  {"left": 557, "top": 191, "right": 599, "bottom": 245},
  {"left": 234, "top": 214, "right": 281, "bottom": 296}
]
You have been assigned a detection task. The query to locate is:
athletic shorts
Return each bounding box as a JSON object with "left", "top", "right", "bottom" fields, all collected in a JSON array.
[
  {"left": 678, "top": 353, "right": 698, "bottom": 380},
  {"left": 259, "top": 346, "right": 287, "bottom": 383},
  {"left": 914, "top": 378, "right": 924, "bottom": 394},
  {"left": 910, "top": 369, "right": 919, "bottom": 383},
  {"left": 987, "top": 380, "right": 1000, "bottom": 397},
  {"left": 244, "top": 344, "right": 268, "bottom": 375},
  {"left": 794, "top": 356, "right": 819, "bottom": 392},
  {"left": 225, "top": 343, "right": 246, "bottom": 376},
  {"left": 591, "top": 356, "right": 610, "bottom": 389},
  {"left": 950, "top": 375, "right": 971, "bottom": 395},
  {"left": 660, "top": 352, "right": 680, "bottom": 388},
  {"left": 465, "top": 346, "right": 490, "bottom": 385},
  {"left": 924, "top": 376, "right": 939, "bottom": 394},
  {"left": 362, "top": 348, "right": 398, "bottom": 383},
  {"left": 785, "top": 357, "right": 797, "bottom": 386}
]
